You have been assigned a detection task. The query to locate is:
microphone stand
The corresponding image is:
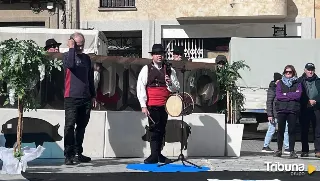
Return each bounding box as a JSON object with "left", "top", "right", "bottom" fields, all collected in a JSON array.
[{"left": 158, "top": 64, "right": 201, "bottom": 168}]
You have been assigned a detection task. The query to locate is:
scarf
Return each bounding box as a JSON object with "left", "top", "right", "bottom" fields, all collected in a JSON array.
[
  {"left": 281, "top": 75, "right": 297, "bottom": 87},
  {"left": 305, "top": 73, "right": 318, "bottom": 82}
]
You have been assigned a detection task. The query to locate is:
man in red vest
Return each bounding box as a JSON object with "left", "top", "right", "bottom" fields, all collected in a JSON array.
[{"left": 137, "top": 44, "right": 180, "bottom": 164}]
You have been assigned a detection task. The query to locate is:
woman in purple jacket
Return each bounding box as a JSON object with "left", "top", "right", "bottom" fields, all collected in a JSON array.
[{"left": 275, "top": 65, "right": 302, "bottom": 158}]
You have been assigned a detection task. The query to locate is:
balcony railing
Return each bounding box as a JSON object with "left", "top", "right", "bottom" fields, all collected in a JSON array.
[{"left": 100, "top": 0, "right": 135, "bottom": 8}]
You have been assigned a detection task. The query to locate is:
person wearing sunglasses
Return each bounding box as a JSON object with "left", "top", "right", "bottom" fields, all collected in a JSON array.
[
  {"left": 44, "top": 39, "right": 63, "bottom": 108},
  {"left": 298, "top": 63, "right": 320, "bottom": 158},
  {"left": 274, "top": 65, "right": 302, "bottom": 158},
  {"left": 262, "top": 72, "right": 289, "bottom": 154}
]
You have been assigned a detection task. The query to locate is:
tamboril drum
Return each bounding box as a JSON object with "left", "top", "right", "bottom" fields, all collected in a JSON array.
[{"left": 165, "top": 92, "right": 195, "bottom": 117}]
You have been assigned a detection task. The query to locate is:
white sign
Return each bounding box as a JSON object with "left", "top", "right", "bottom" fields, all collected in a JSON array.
[
  {"left": 265, "top": 162, "right": 305, "bottom": 176},
  {"left": 265, "top": 162, "right": 304, "bottom": 172}
]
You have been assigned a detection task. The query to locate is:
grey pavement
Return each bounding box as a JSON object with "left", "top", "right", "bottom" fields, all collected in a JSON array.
[{"left": 0, "top": 140, "right": 319, "bottom": 180}]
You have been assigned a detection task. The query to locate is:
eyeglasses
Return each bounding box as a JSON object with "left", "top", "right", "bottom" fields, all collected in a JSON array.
[{"left": 285, "top": 71, "right": 293, "bottom": 74}]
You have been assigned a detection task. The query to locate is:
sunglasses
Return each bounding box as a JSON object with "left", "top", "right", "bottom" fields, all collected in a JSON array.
[
  {"left": 284, "top": 71, "right": 293, "bottom": 74},
  {"left": 49, "top": 45, "right": 59, "bottom": 49}
]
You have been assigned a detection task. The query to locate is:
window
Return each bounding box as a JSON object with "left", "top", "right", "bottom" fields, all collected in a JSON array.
[{"left": 100, "top": 0, "right": 135, "bottom": 8}]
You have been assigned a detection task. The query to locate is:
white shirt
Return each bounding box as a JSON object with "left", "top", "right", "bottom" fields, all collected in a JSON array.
[
  {"left": 93, "top": 71, "right": 100, "bottom": 92},
  {"left": 137, "top": 63, "right": 180, "bottom": 108}
]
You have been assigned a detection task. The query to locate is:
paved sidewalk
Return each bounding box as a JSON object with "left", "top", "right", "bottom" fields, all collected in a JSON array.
[{"left": 0, "top": 140, "right": 319, "bottom": 180}]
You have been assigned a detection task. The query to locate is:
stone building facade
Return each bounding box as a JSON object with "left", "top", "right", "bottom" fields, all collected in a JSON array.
[
  {"left": 79, "top": 0, "right": 316, "bottom": 59},
  {"left": 0, "top": 0, "right": 77, "bottom": 29}
]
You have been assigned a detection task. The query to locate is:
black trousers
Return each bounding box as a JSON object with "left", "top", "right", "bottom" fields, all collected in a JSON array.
[
  {"left": 277, "top": 113, "right": 297, "bottom": 152},
  {"left": 147, "top": 106, "right": 168, "bottom": 156},
  {"left": 64, "top": 97, "right": 92, "bottom": 157},
  {"left": 300, "top": 109, "right": 320, "bottom": 153}
]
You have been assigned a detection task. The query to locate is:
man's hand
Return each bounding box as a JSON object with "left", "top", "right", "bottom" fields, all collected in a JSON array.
[
  {"left": 165, "top": 75, "right": 172, "bottom": 86},
  {"left": 309, "top": 100, "right": 316, "bottom": 106},
  {"left": 92, "top": 98, "right": 97, "bottom": 108},
  {"left": 142, "top": 107, "right": 149, "bottom": 116},
  {"left": 68, "top": 39, "right": 75, "bottom": 48},
  {"left": 283, "top": 93, "right": 287, "bottom": 95},
  {"left": 268, "top": 117, "right": 274, "bottom": 123}
]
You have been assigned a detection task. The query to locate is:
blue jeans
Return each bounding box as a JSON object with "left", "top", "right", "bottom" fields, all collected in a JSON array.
[{"left": 263, "top": 119, "right": 289, "bottom": 149}]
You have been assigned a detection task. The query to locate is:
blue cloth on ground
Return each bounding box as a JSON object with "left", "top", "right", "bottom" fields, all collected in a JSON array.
[{"left": 126, "top": 163, "right": 210, "bottom": 172}]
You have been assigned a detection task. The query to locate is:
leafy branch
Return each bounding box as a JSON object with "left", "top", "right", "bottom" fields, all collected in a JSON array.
[
  {"left": 216, "top": 60, "right": 250, "bottom": 114},
  {"left": 0, "top": 38, "right": 62, "bottom": 158}
]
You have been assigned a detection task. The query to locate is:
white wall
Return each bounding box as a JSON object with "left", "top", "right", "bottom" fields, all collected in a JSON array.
[
  {"left": 162, "top": 23, "right": 301, "bottom": 38},
  {"left": 0, "top": 109, "right": 240, "bottom": 158},
  {"left": 0, "top": 109, "right": 105, "bottom": 158},
  {"left": 155, "top": 18, "right": 315, "bottom": 43},
  {"left": 104, "top": 111, "right": 226, "bottom": 157}
]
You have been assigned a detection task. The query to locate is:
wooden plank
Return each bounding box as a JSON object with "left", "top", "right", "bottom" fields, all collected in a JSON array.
[{"left": 46, "top": 52, "right": 217, "bottom": 70}]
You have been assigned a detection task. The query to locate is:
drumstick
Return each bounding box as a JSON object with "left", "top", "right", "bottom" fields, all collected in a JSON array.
[{"left": 147, "top": 114, "right": 155, "bottom": 124}]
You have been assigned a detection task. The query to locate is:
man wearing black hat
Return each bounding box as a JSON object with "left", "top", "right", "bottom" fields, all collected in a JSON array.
[
  {"left": 172, "top": 46, "right": 184, "bottom": 61},
  {"left": 38, "top": 39, "right": 62, "bottom": 108},
  {"left": 137, "top": 44, "right": 180, "bottom": 164},
  {"left": 215, "top": 55, "right": 227, "bottom": 68},
  {"left": 298, "top": 63, "right": 320, "bottom": 158},
  {"left": 45, "top": 38, "right": 61, "bottom": 52}
]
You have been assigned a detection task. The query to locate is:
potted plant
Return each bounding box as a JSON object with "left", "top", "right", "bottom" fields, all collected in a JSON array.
[
  {"left": 0, "top": 38, "right": 62, "bottom": 174},
  {"left": 216, "top": 60, "right": 250, "bottom": 157}
]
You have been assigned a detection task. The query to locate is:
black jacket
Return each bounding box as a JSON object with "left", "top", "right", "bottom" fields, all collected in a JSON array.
[
  {"left": 266, "top": 81, "right": 277, "bottom": 118},
  {"left": 298, "top": 73, "right": 320, "bottom": 110}
]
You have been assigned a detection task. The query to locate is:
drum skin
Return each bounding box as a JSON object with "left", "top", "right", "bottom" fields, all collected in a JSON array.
[{"left": 165, "top": 92, "right": 194, "bottom": 117}]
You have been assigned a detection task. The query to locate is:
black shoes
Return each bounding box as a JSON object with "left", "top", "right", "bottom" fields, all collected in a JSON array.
[
  {"left": 144, "top": 155, "right": 158, "bottom": 164},
  {"left": 261, "top": 146, "right": 274, "bottom": 153},
  {"left": 143, "top": 154, "right": 172, "bottom": 164},
  {"left": 158, "top": 154, "right": 171, "bottom": 163},
  {"left": 64, "top": 154, "right": 91, "bottom": 165},
  {"left": 75, "top": 154, "right": 92, "bottom": 163},
  {"left": 274, "top": 150, "right": 298, "bottom": 158},
  {"left": 301, "top": 152, "right": 309, "bottom": 157},
  {"left": 65, "top": 157, "right": 74, "bottom": 165},
  {"left": 289, "top": 151, "right": 298, "bottom": 159},
  {"left": 274, "top": 150, "right": 282, "bottom": 157}
]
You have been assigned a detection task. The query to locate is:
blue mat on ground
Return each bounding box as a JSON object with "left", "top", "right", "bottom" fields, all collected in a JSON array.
[{"left": 126, "top": 163, "right": 210, "bottom": 172}]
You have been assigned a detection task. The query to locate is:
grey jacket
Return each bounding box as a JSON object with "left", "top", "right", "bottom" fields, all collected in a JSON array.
[{"left": 266, "top": 80, "right": 277, "bottom": 118}]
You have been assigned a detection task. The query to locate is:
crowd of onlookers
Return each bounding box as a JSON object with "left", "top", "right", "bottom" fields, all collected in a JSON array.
[{"left": 261, "top": 63, "right": 320, "bottom": 159}]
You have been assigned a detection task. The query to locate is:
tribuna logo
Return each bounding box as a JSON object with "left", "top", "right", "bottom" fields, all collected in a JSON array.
[{"left": 265, "top": 162, "right": 305, "bottom": 175}]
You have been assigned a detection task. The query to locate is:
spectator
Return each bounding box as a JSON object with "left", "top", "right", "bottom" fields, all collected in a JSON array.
[
  {"left": 274, "top": 65, "right": 302, "bottom": 158},
  {"left": 44, "top": 38, "right": 61, "bottom": 52},
  {"left": 298, "top": 63, "right": 320, "bottom": 158},
  {"left": 215, "top": 55, "right": 227, "bottom": 68},
  {"left": 262, "top": 73, "right": 289, "bottom": 154}
]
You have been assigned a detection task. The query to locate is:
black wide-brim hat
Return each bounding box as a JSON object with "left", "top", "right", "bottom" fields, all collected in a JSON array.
[
  {"left": 45, "top": 38, "right": 62, "bottom": 50},
  {"left": 215, "top": 55, "right": 227, "bottom": 64},
  {"left": 149, "top": 44, "right": 166, "bottom": 53},
  {"left": 172, "top": 46, "right": 184, "bottom": 55}
]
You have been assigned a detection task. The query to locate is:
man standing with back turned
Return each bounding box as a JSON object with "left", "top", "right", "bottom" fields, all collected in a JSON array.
[
  {"left": 137, "top": 44, "right": 180, "bottom": 164},
  {"left": 63, "top": 32, "right": 96, "bottom": 165}
]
